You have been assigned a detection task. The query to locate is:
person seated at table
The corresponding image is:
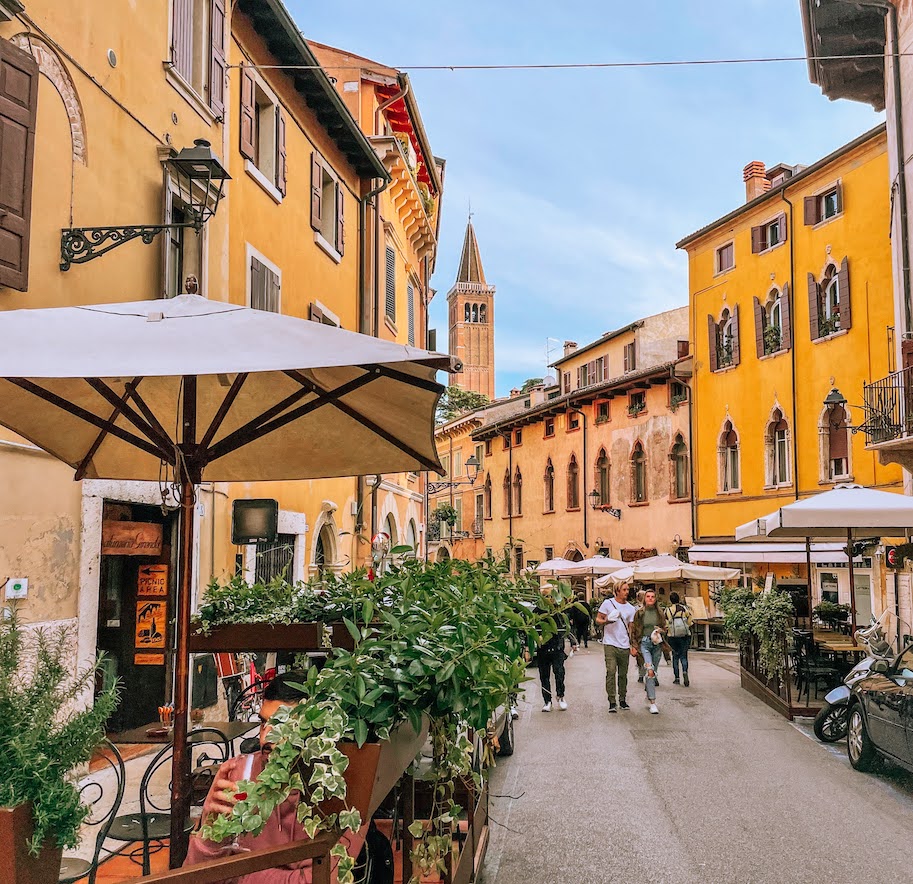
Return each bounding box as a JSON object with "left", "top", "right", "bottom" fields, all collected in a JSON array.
[{"left": 185, "top": 672, "right": 365, "bottom": 882}]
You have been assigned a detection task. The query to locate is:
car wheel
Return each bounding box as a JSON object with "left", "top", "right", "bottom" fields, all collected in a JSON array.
[
  {"left": 496, "top": 714, "right": 514, "bottom": 757},
  {"left": 847, "top": 706, "right": 878, "bottom": 772},
  {"left": 814, "top": 704, "right": 848, "bottom": 743}
]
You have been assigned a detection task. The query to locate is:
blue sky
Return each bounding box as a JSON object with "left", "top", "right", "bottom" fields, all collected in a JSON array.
[{"left": 294, "top": 0, "right": 882, "bottom": 397}]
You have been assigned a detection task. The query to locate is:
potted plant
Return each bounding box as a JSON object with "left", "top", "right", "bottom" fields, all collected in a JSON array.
[
  {"left": 0, "top": 613, "right": 118, "bottom": 883},
  {"left": 763, "top": 324, "right": 781, "bottom": 355},
  {"left": 814, "top": 600, "right": 850, "bottom": 626}
]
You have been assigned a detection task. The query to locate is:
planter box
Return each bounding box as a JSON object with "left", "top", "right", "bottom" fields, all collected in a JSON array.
[
  {"left": 188, "top": 622, "right": 356, "bottom": 653},
  {"left": 0, "top": 805, "right": 62, "bottom": 884}
]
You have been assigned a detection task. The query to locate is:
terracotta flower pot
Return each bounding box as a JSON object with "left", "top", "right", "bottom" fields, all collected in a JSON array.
[{"left": 0, "top": 805, "right": 63, "bottom": 884}]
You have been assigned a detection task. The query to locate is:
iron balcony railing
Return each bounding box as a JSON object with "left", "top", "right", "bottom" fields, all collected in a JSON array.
[
  {"left": 862, "top": 366, "right": 913, "bottom": 445},
  {"left": 471, "top": 518, "right": 484, "bottom": 537}
]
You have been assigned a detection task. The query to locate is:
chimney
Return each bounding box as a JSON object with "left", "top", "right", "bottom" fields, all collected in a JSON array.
[
  {"left": 743, "top": 161, "right": 770, "bottom": 202},
  {"left": 509, "top": 387, "right": 520, "bottom": 398},
  {"left": 563, "top": 341, "right": 578, "bottom": 357}
]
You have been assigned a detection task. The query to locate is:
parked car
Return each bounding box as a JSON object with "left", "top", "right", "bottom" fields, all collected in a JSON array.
[{"left": 847, "top": 642, "right": 913, "bottom": 772}]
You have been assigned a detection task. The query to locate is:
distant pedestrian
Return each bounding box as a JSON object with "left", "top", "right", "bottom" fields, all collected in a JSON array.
[
  {"left": 633, "top": 588, "right": 650, "bottom": 685},
  {"left": 630, "top": 589, "right": 667, "bottom": 714},
  {"left": 570, "top": 593, "right": 592, "bottom": 649},
  {"left": 595, "top": 582, "right": 636, "bottom": 712},
  {"left": 535, "top": 588, "right": 578, "bottom": 712},
  {"left": 665, "top": 591, "right": 693, "bottom": 686}
]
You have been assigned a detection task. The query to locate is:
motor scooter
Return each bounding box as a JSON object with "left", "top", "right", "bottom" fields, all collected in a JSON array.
[{"left": 813, "top": 610, "right": 908, "bottom": 742}]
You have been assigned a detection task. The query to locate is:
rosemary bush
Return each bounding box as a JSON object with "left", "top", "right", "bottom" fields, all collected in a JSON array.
[{"left": 0, "top": 614, "right": 119, "bottom": 853}]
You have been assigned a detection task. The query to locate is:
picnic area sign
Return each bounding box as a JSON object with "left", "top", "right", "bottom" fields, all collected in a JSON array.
[{"left": 137, "top": 563, "right": 169, "bottom": 597}]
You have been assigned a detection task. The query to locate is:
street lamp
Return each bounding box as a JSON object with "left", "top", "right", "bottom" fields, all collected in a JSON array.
[
  {"left": 427, "top": 453, "right": 481, "bottom": 494},
  {"left": 823, "top": 388, "right": 868, "bottom": 435},
  {"left": 60, "top": 139, "right": 231, "bottom": 270},
  {"left": 588, "top": 489, "right": 600, "bottom": 509}
]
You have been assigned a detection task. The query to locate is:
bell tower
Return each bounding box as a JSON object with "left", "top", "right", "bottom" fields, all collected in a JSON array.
[{"left": 447, "top": 219, "right": 495, "bottom": 399}]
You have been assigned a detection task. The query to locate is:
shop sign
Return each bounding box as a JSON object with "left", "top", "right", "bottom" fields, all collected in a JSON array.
[
  {"left": 137, "top": 564, "right": 169, "bottom": 597},
  {"left": 102, "top": 520, "right": 163, "bottom": 556},
  {"left": 134, "top": 653, "right": 165, "bottom": 666},
  {"left": 135, "top": 600, "right": 166, "bottom": 649},
  {"left": 621, "top": 547, "right": 657, "bottom": 562}
]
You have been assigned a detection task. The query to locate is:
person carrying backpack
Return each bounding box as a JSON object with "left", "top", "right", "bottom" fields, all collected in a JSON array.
[{"left": 665, "top": 591, "right": 693, "bottom": 686}]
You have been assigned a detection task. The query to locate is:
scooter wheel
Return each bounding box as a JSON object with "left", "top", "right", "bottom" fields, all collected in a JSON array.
[{"left": 813, "top": 704, "right": 848, "bottom": 742}]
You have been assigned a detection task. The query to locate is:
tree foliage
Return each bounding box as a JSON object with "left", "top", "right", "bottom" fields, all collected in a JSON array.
[
  {"left": 519, "top": 377, "right": 544, "bottom": 393},
  {"left": 436, "top": 386, "right": 489, "bottom": 423}
]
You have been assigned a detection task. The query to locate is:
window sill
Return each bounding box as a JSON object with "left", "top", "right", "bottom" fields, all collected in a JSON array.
[
  {"left": 544, "top": 433, "right": 555, "bottom": 440},
  {"left": 717, "top": 489, "right": 742, "bottom": 496},
  {"left": 165, "top": 66, "right": 220, "bottom": 126},
  {"left": 502, "top": 514, "right": 522, "bottom": 519},
  {"left": 245, "top": 160, "right": 283, "bottom": 205},
  {"left": 759, "top": 349, "right": 788, "bottom": 361},
  {"left": 384, "top": 315, "right": 398, "bottom": 335},
  {"left": 566, "top": 426, "right": 581, "bottom": 434},
  {"left": 668, "top": 497, "right": 691, "bottom": 504},
  {"left": 314, "top": 231, "right": 343, "bottom": 264},
  {"left": 812, "top": 328, "right": 849, "bottom": 344},
  {"left": 566, "top": 507, "right": 581, "bottom": 513},
  {"left": 627, "top": 410, "right": 648, "bottom": 419},
  {"left": 713, "top": 265, "right": 735, "bottom": 279},
  {"left": 628, "top": 500, "right": 649, "bottom": 508},
  {"left": 762, "top": 483, "right": 793, "bottom": 491},
  {"left": 812, "top": 211, "right": 843, "bottom": 231},
  {"left": 820, "top": 474, "right": 854, "bottom": 486},
  {"left": 712, "top": 364, "right": 737, "bottom": 374},
  {"left": 543, "top": 508, "right": 555, "bottom": 515},
  {"left": 757, "top": 240, "right": 786, "bottom": 256}
]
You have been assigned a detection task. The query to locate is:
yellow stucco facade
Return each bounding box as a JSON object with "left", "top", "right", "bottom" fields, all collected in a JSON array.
[{"left": 680, "top": 124, "right": 902, "bottom": 546}]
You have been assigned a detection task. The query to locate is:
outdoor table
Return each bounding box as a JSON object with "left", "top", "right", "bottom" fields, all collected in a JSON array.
[
  {"left": 694, "top": 618, "right": 724, "bottom": 650},
  {"left": 112, "top": 719, "right": 258, "bottom": 746}
]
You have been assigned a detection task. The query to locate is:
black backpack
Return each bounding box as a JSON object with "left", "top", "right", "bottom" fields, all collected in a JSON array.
[{"left": 353, "top": 820, "right": 394, "bottom": 884}]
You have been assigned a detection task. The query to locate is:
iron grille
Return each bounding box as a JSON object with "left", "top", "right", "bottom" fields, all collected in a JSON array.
[
  {"left": 862, "top": 367, "right": 913, "bottom": 445},
  {"left": 255, "top": 533, "right": 295, "bottom": 583}
]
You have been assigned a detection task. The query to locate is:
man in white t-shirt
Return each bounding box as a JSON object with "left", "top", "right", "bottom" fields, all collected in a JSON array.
[{"left": 595, "top": 582, "right": 636, "bottom": 712}]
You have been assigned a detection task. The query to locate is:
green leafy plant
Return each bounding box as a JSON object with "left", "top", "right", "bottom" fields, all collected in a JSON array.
[
  {"left": 715, "top": 584, "right": 757, "bottom": 645},
  {"left": 431, "top": 502, "right": 458, "bottom": 527},
  {"left": 752, "top": 583, "right": 795, "bottom": 680},
  {"left": 436, "top": 387, "right": 490, "bottom": 423},
  {"left": 0, "top": 613, "right": 119, "bottom": 853},
  {"left": 763, "top": 324, "right": 781, "bottom": 355},
  {"left": 814, "top": 600, "right": 850, "bottom": 623}
]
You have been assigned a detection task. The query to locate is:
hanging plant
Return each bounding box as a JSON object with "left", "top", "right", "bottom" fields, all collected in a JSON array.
[
  {"left": 752, "top": 583, "right": 795, "bottom": 681},
  {"left": 431, "top": 502, "right": 458, "bottom": 527}
]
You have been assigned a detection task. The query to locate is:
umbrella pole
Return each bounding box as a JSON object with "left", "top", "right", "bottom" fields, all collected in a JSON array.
[
  {"left": 847, "top": 528, "right": 858, "bottom": 642},
  {"left": 805, "top": 539, "right": 814, "bottom": 631}
]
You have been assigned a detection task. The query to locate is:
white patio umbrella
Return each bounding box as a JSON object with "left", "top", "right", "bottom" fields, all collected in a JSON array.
[
  {"left": 535, "top": 557, "right": 579, "bottom": 576},
  {"left": 0, "top": 293, "right": 456, "bottom": 859},
  {"left": 737, "top": 483, "right": 913, "bottom": 633},
  {"left": 595, "top": 553, "right": 740, "bottom": 588},
  {"left": 563, "top": 555, "right": 628, "bottom": 576}
]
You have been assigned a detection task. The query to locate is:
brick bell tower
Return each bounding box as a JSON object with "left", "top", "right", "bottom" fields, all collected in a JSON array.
[{"left": 447, "top": 219, "right": 495, "bottom": 399}]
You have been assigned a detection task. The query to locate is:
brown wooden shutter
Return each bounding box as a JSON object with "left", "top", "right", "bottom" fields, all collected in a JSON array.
[
  {"left": 807, "top": 273, "right": 820, "bottom": 340},
  {"left": 835, "top": 182, "right": 844, "bottom": 214},
  {"left": 576, "top": 366, "right": 581, "bottom": 388},
  {"left": 781, "top": 281, "right": 792, "bottom": 350},
  {"left": 239, "top": 65, "right": 255, "bottom": 160},
  {"left": 172, "top": 0, "right": 193, "bottom": 80},
  {"left": 310, "top": 152, "right": 323, "bottom": 231},
  {"left": 730, "top": 304, "right": 741, "bottom": 366},
  {"left": 753, "top": 297, "right": 765, "bottom": 358},
  {"left": 778, "top": 212, "right": 788, "bottom": 241},
  {"left": 276, "top": 106, "right": 287, "bottom": 195},
  {"left": 309, "top": 303, "right": 323, "bottom": 323},
  {"left": 803, "top": 196, "right": 818, "bottom": 226},
  {"left": 623, "top": 346, "right": 629, "bottom": 372},
  {"left": 336, "top": 184, "right": 345, "bottom": 255},
  {"left": 209, "top": 0, "right": 226, "bottom": 115},
  {"left": 0, "top": 40, "right": 38, "bottom": 292},
  {"left": 268, "top": 267, "right": 281, "bottom": 313},
  {"left": 829, "top": 405, "right": 849, "bottom": 459},
  {"left": 708, "top": 315, "right": 719, "bottom": 372},
  {"left": 249, "top": 256, "right": 263, "bottom": 308},
  {"left": 589, "top": 360, "right": 597, "bottom": 385},
  {"left": 751, "top": 226, "right": 764, "bottom": 254},
  {"left": 838, "top": 255, "right": 851, "bottom": 329}
]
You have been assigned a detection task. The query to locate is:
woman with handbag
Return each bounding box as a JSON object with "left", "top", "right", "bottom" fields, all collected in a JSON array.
[
  {"left": 665, "top": 591, "right": 693, "bottom": 686},
  {"left": 629, "top": 589, "right": 667, "bottom": 714}
]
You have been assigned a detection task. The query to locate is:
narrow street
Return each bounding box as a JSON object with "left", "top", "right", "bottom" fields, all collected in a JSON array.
[{"left": 481, "top": 650, "right": 913, "bottom": 884}]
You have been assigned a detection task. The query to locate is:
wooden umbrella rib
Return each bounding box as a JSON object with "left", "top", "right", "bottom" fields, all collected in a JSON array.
[
  {"left": 370, "top": 363, "right": 444, "bottom": 394},
  {"left": 86, "top": 378, "right": 174, "bottom": 454},
  {"left": 199, "top": 372, "right": 248, "bottom": 449},
  {"left": 126, "top": 385, "right": 176, "bottom": 452},
  {"left": 75, "top": 377, "right": 144, "bottom": 481},
  {"left": 7, "top": 378, "right": 171, "bottom": 462}
]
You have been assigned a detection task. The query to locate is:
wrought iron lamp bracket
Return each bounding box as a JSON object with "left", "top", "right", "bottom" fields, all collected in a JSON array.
[
  {"left": 60, "top": 221, "right": 201, "bottom": 271},
  {"left": 427, "top": 477, "right": 477, "bottom": 495}
]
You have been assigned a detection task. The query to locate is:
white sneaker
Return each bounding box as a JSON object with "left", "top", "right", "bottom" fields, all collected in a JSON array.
[
  {"left": 542, "top": 702, "right": 552, "bottom": 712},
  {"left": 649, "top": 704, "right": 659, "bottom": 714},
  {"left": 558, "top": 698, "right": 568, "bottom": 711},
  {"left": 510, "top": 705, "right": 520, "bottom": 720}
]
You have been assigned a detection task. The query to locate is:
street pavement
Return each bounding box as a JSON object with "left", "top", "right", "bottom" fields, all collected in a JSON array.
[{"left": 479, "top": 647, "right": 913, "bottom": 884}]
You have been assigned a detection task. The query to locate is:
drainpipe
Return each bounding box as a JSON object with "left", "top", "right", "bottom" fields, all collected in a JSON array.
[
  {"left": 570, "top": 407, "right": 588, "bottom": 549},
  {"left": 670, "top": 365, "right": 696, "bottom": 545}
]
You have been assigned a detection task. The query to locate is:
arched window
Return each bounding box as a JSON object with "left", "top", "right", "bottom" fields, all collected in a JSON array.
[
  {"left": 544, "top": 459, "right": 555, "bottom": 513},
  {"left": 595, "top": 449, "right": 610, "bottom": 506},
  {"left": 503, "top": 469, "right": 512, "bottom": 516},
  {"left": 472, "top": 303, "right": 479, "bottom": 322},
  {"left": 384, "top": 513, "right": 398, "bottom": 545},
  {"left": 631, "top": 442, "right": 647, "bottom": 503},
  {"left": 720, "top": 421, "right": 740, "bottom": 492},
  {"left": 405, "top": 520, "right": 417, "bottom": 555},
  {"left": 718, "top": 308, "right": 734, "bottom": 367},
  {"left": 567, "top": 455, "right": 579, "bottom": 510},
  {"left": 671, "top": 434, "right": 689, "bottom": 500},
  {"left": 764, "top": 289, "right": 783, "bottom": 355},
  {"left": 513, "top": 466, "right": 523, "bottom": 516},
  {"left": 479, "top": 304, "right": 487, "bottom": 323},
  {"left": 464, "top": 303, "right": 471, "bottom": 322},
  {"left": 820, "top": 265, "right": 841, "bottom": 334},
  {"left": 826, "top": 403, "right": 850, "bottom": 480},
  {"left": 766, "top": 408, "right": 790, "bottom": 486},
  {"left": 484, "top": 473, "right": 492, "bottom": 519}
]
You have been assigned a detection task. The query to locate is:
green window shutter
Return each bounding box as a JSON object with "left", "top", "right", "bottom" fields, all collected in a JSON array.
[
  {"left": 385, "top": 246, "right": 396, "bottom": 320},
  {"left": 407, "top": 282, "right": 415, "bottom": 345}
]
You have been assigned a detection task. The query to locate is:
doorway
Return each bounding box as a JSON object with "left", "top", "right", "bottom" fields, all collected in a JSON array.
[{"left": 96, "top": 503, "right": 175, "bottom": 733}]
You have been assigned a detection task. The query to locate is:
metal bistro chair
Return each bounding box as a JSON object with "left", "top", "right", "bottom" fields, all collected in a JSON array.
[
  {"left": 228, "top": 678, "right": 268, "bottom": 723},
  {"left": 59, "top": 740, "right": 126, "bottom": 884},
  {"left": 792, "top": 631, "right": 841, "bottom": 704},
  {"left": 106, "top": 727, "right": 231, "bottom": 874}
]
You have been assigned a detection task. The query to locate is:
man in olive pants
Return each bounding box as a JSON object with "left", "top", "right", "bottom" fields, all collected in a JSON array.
[{"left": 595, "top": 582, "right": 636, "bottom": 712}]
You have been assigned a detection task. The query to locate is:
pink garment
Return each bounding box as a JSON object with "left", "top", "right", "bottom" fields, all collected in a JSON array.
[{"left": 184, "top": 752, "right": 366, "bottom": 883}]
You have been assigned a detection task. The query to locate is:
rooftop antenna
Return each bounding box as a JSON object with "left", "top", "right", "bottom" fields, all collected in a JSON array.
[{"left": 545, "top": 337, "right": 561, "bottom": 373}]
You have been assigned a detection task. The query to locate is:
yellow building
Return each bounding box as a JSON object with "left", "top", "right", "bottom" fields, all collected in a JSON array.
[
  {"left": 0, "top": 0, "right": 443, "bottom": 730},
  {"left": 678, "top": 124, "right": 902, "bottom": 622},
  {"left": 429, "top": 308, "right": 693, "bottom": 574}
]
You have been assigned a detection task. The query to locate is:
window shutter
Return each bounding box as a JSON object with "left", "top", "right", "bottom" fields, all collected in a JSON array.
[
  {"left": 837, "top": 255, "right": 852, "bottom": 330},
  {"left": 209, "top": 0, "right": 226, "bottom": 115},
  {"left": 778, "top": 212, "right": 788, "bottom": 241},
  {"left": 835, "top": 182, "right": 844, "bottom": 214},
  {"left": 267, "top": 267, "right": 280, "bottom": 313},
  {"left": 751, "top": 226, "right": 764, "bottom": 254},
  {"left": 730, "top": 304, "right": 741, "bottom": 366},
  {"left": 589, "top": 360, "right": 597, "bottom": 385},
  {"left": 385, "top": 245, "right": 396, "bottom": 319},
  {"left": 250, "top": 257, "right": 263, "bottom": 309},
  {"left": 576, "top": 366, "right": 581, "bottom": 389},
  {"left": 172, "top": 0, "right": 193, "bottom": 81},
  {"left": 239, "top": 66, "right": 256, "bottom": 161},
  {"left": 309, "top": 303, "right": 323, "bottom": 323},
  {"left": 807, "top": 273, "right": 821, "bottom": 340},
  {"left": 310, "top": 153, "right": 323, "bottom": 231},
  {"left": 407, "top": 282, "right": 415, "bottom": 345},
  {"left": 623, "top": 346, "right": 629, "bottom": 372},
  {"left": 276, "top": 106, "right": 287, "bottom": 195},
  {"left": 781, "top": 281, "right": 792, "bottom": 350},
  {"left": 708, "top": 315, "right": 719, "bottom": 372},
  {"left": 336, "top": 184, "right": 345, "bottom": 255},
  {"left": 753, "top": 297, "right": 765, "bottom": 358},
  {"left": 0, "top": 39, "right": 38, "bottom": 292},
  {"left": 829, "top": 405, "right": 849, "bottom": 459},
  {"left": 803, "top": 196, "right": 818, "bottom": 226}
]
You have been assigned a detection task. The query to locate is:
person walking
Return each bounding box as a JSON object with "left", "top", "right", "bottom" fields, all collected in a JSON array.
[
  {"left": 630, "top": 589, "right": 667, "bottom": 714},
  {"left": 535, "top": 590, "right": 578, "bottom": 712},
  {"left": 665, "top": 591, "right": 693, "bottom": 686},
  {"left": 595, "top": 582, "right": 636, "bottom": 713},
  {"left": 570, "top": 592, "right": 592, "bottom": 649}
]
